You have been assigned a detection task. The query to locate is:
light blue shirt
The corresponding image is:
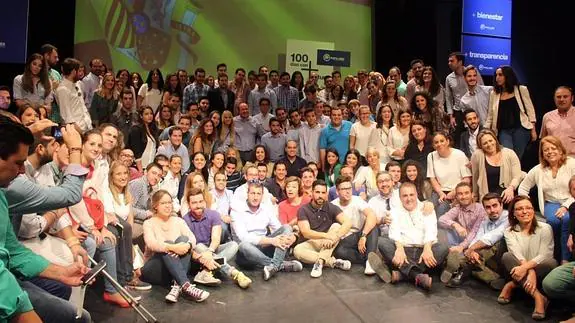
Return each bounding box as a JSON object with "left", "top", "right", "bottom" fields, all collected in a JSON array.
[
  {"left": 469, "top": 211, "right": 509, "bottom": 247},
  {"left": 319, "top": 120, "right": 352, "bottom": 164},
  {"left": 230, "top": 200, "right": 281, "bottom": 245},
  {"left": 261, "top": 132, "right": 287, "bottom": 162},
  {"left": 157, "top": 143, "right": 190, "bottom": 173}
]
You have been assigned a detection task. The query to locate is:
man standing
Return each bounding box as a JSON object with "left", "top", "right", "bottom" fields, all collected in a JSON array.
[
  {"left": 110, "top": 89, "right": 138, "bottom": 141},
  {"left": 318, "top": 75, "right": 334, "bottom": 102},
  {"left": 248, "top": 73, "right": 278, "bottom": 116},
  {"left": 40, "top": 44, "right": 62, "bottom": 123},
  {"left": 388, "top": 67, "right": 407, "bottom": 97},
  {"left": 253, "top": 98, "right": 275, "bottom": 133},
  {"left": 287, "top": 109, "right": 303, "bottom": 142},
  {"left": 274, "top": 72, "right": 299, "bottom": 110},
  {"left": 231, "top": 182, "right": 302, "bottom": 280},
  {"left": 234, "top": 103, "right": 260, "bottom": 163},
  {"left": 314, "top": 101, "right": 331, "bottom": 125},
  {"left": 183, "top": 68, "right": 210, "bottom": 110},
  {"left": 445, "top": 53, "right": 484, "bottom": 147},
  {"left": 81, "top": 58, "right": 105, "bottom": 111},
  {"left": 540, "top": 86, "right": 575, "bottom": 157},
  {"left": 369, "top": 182, "right": 448, "bottom": 291},
  {"left": 207, "top": 73, "right": 235, "bottom": 113},
  {"left": 295, "top": 180, "right": 352, "bottom": 278},
  {"left": 279, "top": 140, "right": 307, "bottom": 177},
  {"left": 183, "top": 188, "right": 252, "bottom": 289},
  {"left": 299, "top": 108, "right": 323, "bottom": 164},
  {"left": 159, "top": 115, "right": 193, "bottom": 148},
  {"left": 405, "top": 59, "right": 424, "bottom": 105},
  {"left": 442, "top": 193, "right": 509, "bottom": 289},
  {"left": 177, "top": 69, "right": 189, "bottom": 88},
  {"left": 459, "top": 109, "right": 484, "bottom": 158},
  {"left": 157, "top": 127, "right": 190, "bottom": 173},
  {"left": 267, "top": 70, "right": 280, "bottom": 90},
  {"left": 299, "top": 85, "right": 322, "bottom": 109},
  {"left": 438, "top": 182, "right": 486, "bottom": 254},
  {"left": 229, "top": 68, "right": 250, "bottom": 113},
  {"left": 460, "top": 65, "right": 492, "bottom": 125},
  {"left": 332, "top": 176, "right": 379, "bottom": 274},
  {"left": 319, "top": 106, "right": 352, "bottom": 168},
  {"left": 55, "top": 58, "right": 92, "bottom": 133},
  {"left": 261, "top": 118, "right": 287, "bottom": 162}
]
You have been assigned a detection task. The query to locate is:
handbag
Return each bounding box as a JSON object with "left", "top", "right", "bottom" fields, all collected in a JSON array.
[{"left": 83, "top": 187, "right": 105, "bottom": 230}]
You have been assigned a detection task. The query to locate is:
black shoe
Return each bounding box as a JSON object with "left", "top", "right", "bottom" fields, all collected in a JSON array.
[{"left": 446, "top": 269, "right": 466, "bottom": 288}]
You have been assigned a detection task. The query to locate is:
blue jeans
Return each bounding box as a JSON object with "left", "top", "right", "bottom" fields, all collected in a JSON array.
[
  {"left": 431, "top": 191, "right": 452, "bottom": 218},
  {"left": 19, "top": 280, "right": 91, "bottom": 323},
  {"left": 236, "top": 225, "right": 292, "bottom": 269},
  {"left": 196, "top": 241, "right": 239, "bottom": 276},
  {"left": 96, "top": 236, "right": 119, "bottom": 294},
  {"left": 141, "top": 236, "right": 191, "bottom": 286},
  {"left": 498, "top": 127, "right": 531, "bottom": 160},
  {"left": 544, "top": 202, "right": 571, "bottom": 262},
  {"left": 27, "top": 277, "right": 71, "bottom": 300}
]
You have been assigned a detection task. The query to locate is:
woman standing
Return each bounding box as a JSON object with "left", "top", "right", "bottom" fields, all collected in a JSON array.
[
  {"left": 141, "top": 190, "right": 210, "bottom": 303},
  {"left": 344, "top": 149, "right": 363, "bottom": 177},
  {"left": 427, "top": 132, "right": 472, "bottom": 216},
  {"left": 471, "top": 129, "right": 523, "bottom": 203},
  {"left": 404, "top": 119, "right": 434, "bottom": 170},
  {"left": 377, "top": 80, "right": 408, "bottom": 116},
  {"left": 214, "top": 110, "right": 235, "bottom": 153},
  {"left": 354, "top": 147, "right": 386, "bottom": 199},
  {"left": 519, "top": 136, "right": 575, "bottom": 263},
  {"left": 190, "top": 119, "right": 216, "bottom": 157},
  {"left": 209, "top": 111, "right": 221, "bottom": 130},
  {"left": 138, "top": 68, "right": 164, "bottom": 113},
  {"left": 131, "top": 72, "right": 143, "bottom": 94},
  {"left": 278, "top": 176, "right": 311, "bottom": 227},
  {"left": 411, "top": 91, "right": 449, "bottom": 135},
  {"left": 343, "top": 75, "right": 358, "bottom": 102},
  {"left": 13, "top": 53, "right": 52, "bottom": 113},
  {"left": 207, "top": 151, "right": 226, "bottom": 191},
  {"left": 178, "top": 152, "right": 209, "bottom": 201},
  {"left": 485, "top": 66, "right": 537, "bottom": 160},
  {"left": 116, "top": 69, "right": 136, "bottom": 101},
  {"left": 127, "top": 106, "right": 158, "bottom": 172},
  {"left": 160, "top": 155, "right": 183, "bottom": 213},
  {"left": 387, "top": 108, "right": 412, "bottom": 163},
  {"left": 329, "top": 84, "right": 345, "bottom": 107},
  {"left": 156, "top": 105, "right": 174, "bottom": 132},
  {"left": 498, "top": 196, "right": 556, "bottom": 320},
  {"left": 415, "top": 66, "right": 445, "bottom": 111},
  {"left": 162, "top": 73, "right": 183, "bottom": 107},
  {"left": 290, "top": 71, "right": 305, "bottom": 100},
  {"left": 401, "top": 159, "right": 433, "bottom": 201},
  {"left": 366, "top": 81, "right": 381, "bottom": 114},
  {"left": 350, "top": 105, "right": 376, "bottom": 157},
  {"left": 242, "top": 145, "right": 274, "bottom": 178},
  {"left": 180, "top": 172, "right": 214, "bottom": 215},
  {"left": 90, "top": 73, "right": 118, "bottom": 127},
  {"left": 368, "top": 104, "right": 394, "bottom": 164},
  {"left": 323, "top": 148, "right": 342, "bottom": 188}
]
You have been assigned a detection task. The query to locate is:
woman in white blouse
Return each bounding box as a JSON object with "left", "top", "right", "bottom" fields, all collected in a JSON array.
[
  {"left": 376, "top": 81, "right": 408, "bottom": 116},
  {"left": 138, "top": 68, "right": 164, "bottom": 113},
  {"left": 13, "top": 53, "right": 52, "bottom": 110},
  {"left": 427, "top": 131, "right": 472, "bottom": 216},
  {"left": 387, "top": 108, "right": 412, "bottom": 162},
  {"left": 519, "top": 136, "right": 575, "bottom": 263},
  {"left": 499, "top": 196, "right": 556, "bottom": 320},
  {"left": 160, "top": 155, "right": 183, "bottom": 213},
  {"left": 354, "top": 147, "right": 386, "bottom": 199},
  {"left": 350, "top": 105, "right": 376, "bottom": 157},
  {"left": 368, "top": 104, "right": 393, "bottom": 164}
]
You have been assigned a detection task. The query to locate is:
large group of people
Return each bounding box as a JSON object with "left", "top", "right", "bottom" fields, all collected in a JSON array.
[{"left": 1, "top": 45, "right": 575, "bottom": 322}]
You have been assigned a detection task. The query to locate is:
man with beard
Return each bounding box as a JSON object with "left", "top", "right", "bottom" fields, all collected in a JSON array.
[
  {"left": 295, "top": 180, "right": 353, "bottom": 278},
  {"left": 460, "top": 65, "right": 491, "bottom": 126},
  {"left": 81, "top": 58, "right": 105, "bottom": 111},
  {"left": 55, "top": 58, "right": 92, "bottom": 132},
  {"left": 183, "top": 187, "right": 252, "bottom": 289},
  {"left": 459, "top": 109, "right": 484, "bottom": 158},
  {"left": 41, "top": 44, "right": 62, "bottom": 123},
  {"left": 129, "top": 163, "right": 163, "bottom": 239}
]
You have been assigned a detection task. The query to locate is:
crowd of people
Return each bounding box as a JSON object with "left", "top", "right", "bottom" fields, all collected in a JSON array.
[{"left": 1, "top": 44, "right": 575, "bottom": 322}]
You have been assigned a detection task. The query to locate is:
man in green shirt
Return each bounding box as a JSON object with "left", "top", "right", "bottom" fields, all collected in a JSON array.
[{"left": 0, "top": 116, "right": 89, "bottom": 322}]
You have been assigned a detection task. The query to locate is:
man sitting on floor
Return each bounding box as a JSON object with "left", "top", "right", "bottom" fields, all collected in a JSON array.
[
  {"left": 368, "top": 182, "right": 448, "bottom": 291},
  {"left": 295, "top": 180, "right": 353, "bottom": 278},
  {"left": 231, "top": 181, "right": 302, "bottom": 280},
  {"left": 331, "top": 176, "right": 379, "bottom": 275},
  {"left": 441, "top": 192, "right": 509, "bottom": 290},
  {"left": 183, "top": 188, "right": 252, "bottom": 289}
]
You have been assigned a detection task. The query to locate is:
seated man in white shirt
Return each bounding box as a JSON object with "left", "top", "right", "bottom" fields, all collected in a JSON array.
[
  {"left": 210, "top": 171, "right": 234, "bottom": 242},
  {"left": 231, "top": 182, "right": 302, "bottom": 281},
  {"left": 232, "top": 165, "right": 274, "bottom": 206},
  {"left": 331, "top": 176, "right": 379, "bottom": 275},
  {"left": 368, "top": 171, "right": 400, "bottom": 236},
  {"left": 368, "top": 182, "right": 448, "bottom": 291}
]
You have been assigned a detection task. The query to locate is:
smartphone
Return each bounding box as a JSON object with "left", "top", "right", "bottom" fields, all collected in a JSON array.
[
  {"left": 51, "top": 126, "right": 63, "bottom": 139},
  {"left": 77, "top": 225, "right": 88, "bottom": 233},
  {"left": 214, "top": 257, "right": 226, "bottom": 266},
  {"left": 114, "top": 222, "right": 124, "bottom": 238},
  {"left": 82, "top": 260, "right": 107, "bottom": 285}
]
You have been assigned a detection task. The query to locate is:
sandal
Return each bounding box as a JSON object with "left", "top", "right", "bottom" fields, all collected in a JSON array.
[
  {"left": 532, "top": 297, "right": 549, "bottom": 321},
  {"left": 497, "top": 281, "right": 515, "bottom": 305}
]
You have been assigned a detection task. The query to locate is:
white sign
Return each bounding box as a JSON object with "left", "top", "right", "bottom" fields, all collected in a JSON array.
[{"left": 285, "top": 39, "right": 334, "bottom": 81}]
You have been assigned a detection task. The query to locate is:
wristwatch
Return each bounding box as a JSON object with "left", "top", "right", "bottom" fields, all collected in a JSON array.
[{"left": 360, "top": 232, "right": 367, "bottom": 238}]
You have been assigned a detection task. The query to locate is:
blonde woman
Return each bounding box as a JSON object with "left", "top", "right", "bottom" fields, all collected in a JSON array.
[
  {"left": 214, "top": 110, "right": 235, "bottom": 152},
  {"left": 181, "top": 172, "right": 215, "bottom": 215},
  {"left": 350, "top": 105, "right": 376, "bottom": 156},
  {"left": 90, "top": 72, "right": 118, "bottom": 126},
  {"left": 387, "top": 108, "right": 412, "bottom": 162},
  {"left": 354, "top": 147, "right": 386, "bottom": 199},
  {"left": 103, "top": 161, "right": 150, "bottom": 290}
]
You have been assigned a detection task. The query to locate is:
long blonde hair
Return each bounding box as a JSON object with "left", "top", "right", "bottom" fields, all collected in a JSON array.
[
  {"left": 183, "top": 172, "right": 213, "bottom": 208},
  {"left": 98, "top": 72, "right": 117, "bottom": 100},
  {"left": 108, "top": 161, "right": 132, "bottom": 205},
  {"left": 219, "top": 110, "right": 235, "bottom": 147}
]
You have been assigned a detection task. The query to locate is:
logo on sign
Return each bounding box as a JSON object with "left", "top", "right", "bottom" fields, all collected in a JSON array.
[
  {"left": 478, "top": 64, "right": 493, "bottom": 71},
  {"left": 322, "top": 53, "right": 331, "bottom": 62},
  {"left": 480, "top": 24, "right": 495, "bottom": 31}
]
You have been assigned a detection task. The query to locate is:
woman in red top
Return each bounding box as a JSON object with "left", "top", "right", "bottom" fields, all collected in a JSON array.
[{"left": 278, "top": 176, "right": 311, "bottom": 228}]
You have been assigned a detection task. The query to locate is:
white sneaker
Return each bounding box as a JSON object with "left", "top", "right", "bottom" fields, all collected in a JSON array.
[
  {"left": 165, "top": 282, "right": 181, "bottom": 303},
  {"left": 334, "top": 259, "right": 352, "bottom": 271},
  {"left": 364, "top": 259, "right": 376, "bottom": 275},
  {"left": 310, "top": 261, "right": 323, "bottom": 278}
]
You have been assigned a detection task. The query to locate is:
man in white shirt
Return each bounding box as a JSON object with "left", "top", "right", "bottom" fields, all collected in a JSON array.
[
  {"left": 252, "top": 97, "right": 275, "bottom": 133},
  {"left": 368, "top": 171, "right": 400, "bottom": 236},
  {"left": 299, "top": 107, "right": 324, "bottom": 163},
  {"left": 55, "top": 58, "right": 92, "bottom": 132},
  {"left": 368, "top": 182, "right": 448, "bottom": 291},
  {"left": 331, "top": 176, "right": 378, "bottom": 275},
  {"left": 156, "top": 127, "right": 190, "bottom": 173},
  {"left": 81, "top": 58, "right": 105, "bottom": 111},
  {"left": 231, "top": 182, "right": 302, "bottom": 280},
  {"left": 231, "top": 166, "right": 274, "bottom": 207},
  {"left": 210, "top": 171, "right": 234, "bottom": 242}
]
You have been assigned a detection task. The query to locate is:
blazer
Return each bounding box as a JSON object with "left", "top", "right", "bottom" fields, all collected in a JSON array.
[
  {"left": 127, "top": 124, "right": 158, "bottom": 160},
  {"left": 460, "top": 126, "right": 485, "bottom": 158},
  {"left": 485, "top": 85, "right": 536, "bottom": 134},
  {"left": 471, "top": 147, "right": 524, "bottom": 202},
  {"left": 207, "top": 88, "right": 235, "bottom": 114}
]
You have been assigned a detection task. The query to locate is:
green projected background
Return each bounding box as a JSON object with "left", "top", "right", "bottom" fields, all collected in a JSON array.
[{"left": 74, "top": 0, "right": 372, "bottom": 77}]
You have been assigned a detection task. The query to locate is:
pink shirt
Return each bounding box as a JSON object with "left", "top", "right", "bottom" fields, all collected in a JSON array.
[
  {"left": 278, "top": 196, "right": 311, "bottom": 225},
  {"left": 541, "top": 107, "right": 575, "bottom": 156}
]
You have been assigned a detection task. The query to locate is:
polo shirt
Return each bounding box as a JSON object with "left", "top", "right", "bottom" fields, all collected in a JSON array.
[
  {"left": 280, "top": 156, "right": 307, "bottom": 177},
  {"left": 183, "top": 209, "right": 222, "bottom": 246},
  {"left": 319, "top": 120, "right": 352, "bottom": 164},
  {"left": 297, "top": 202, "right": 342, "bottom": 233}
]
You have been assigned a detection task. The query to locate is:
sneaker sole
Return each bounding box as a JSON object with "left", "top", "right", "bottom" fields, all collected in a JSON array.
[
  {"left": 310, "top": 271, "right": 322, "bottom": 278},
  {"left": 165, "top": 296, "right": 178, "bottom": 304},
  {"left": 368, "top": 253, "right": 391, "bottom": 283},
  {"left": 129, "top": 285, "right": 153, "bottom": 291},
  {"left": 193, "top": 278, "right": 221, "bottom": 286},
  {"left": 440, "top": 270, "right": 453, "bottom": 284}
]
